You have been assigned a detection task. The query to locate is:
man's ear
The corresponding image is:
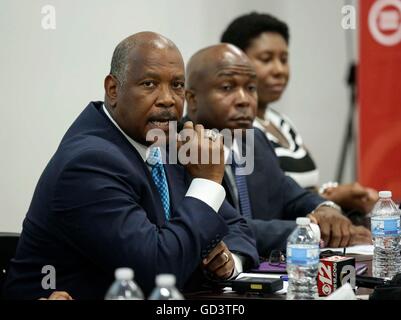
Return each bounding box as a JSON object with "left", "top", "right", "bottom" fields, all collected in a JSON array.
[
  {"left": 104, "top": 74, "right": 119, "bottom": 108},
  {"left": 185, "top": 89, "right": 197, "bottom": 115}
]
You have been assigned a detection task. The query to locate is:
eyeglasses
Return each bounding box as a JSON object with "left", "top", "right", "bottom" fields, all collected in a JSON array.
[{"left": 268, "top": 250, "right": 286, "bottom": 266}]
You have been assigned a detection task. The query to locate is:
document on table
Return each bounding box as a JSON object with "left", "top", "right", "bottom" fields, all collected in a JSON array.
[{"left": 322, "top": 244, "right": 374, "bottom": 255}]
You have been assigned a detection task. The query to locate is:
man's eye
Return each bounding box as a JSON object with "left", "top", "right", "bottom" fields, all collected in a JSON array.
[
  {"left": 248, "top": 85, "right": 257, "bottom": 92},
  {"left": 221, "top": 85, "right": 232, "bottom": 91},
  {"left": 173, "top": 82, "right": 185, "bottom": 89},
  {"left": 142, "top": 81, "right": 155, "bottom": 88}
]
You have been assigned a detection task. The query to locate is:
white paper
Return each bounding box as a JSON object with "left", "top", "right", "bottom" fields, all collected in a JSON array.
[
  {"left": 324, "top": 283, "right": 357, "bottom": 300},
  {"left": 321, "top": 244, "right": 374, "bottom": 255},
  {"left": 236, "top": 272, "right": 284, "bottom": 279}
]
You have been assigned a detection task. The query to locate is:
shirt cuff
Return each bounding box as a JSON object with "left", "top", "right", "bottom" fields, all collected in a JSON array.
[
  {"left": 315, "top": 200, "right": 342, "bottom": 212},
  {"left": 185, "top": 178, "right": 226, "bottom": 213},
  {"left": 228, "top": 253, "right": 244, "bottom": 280}
]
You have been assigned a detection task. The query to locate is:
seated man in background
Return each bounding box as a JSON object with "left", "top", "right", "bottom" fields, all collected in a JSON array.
[
  {"left": 184, "top": 43, "right": 372, "bottom": 257},
  {"left": 2, "top": 32, "right": 258, "bottom": 300},
  {"left": 220, "top": 12, "right": 378, "bottom": 217}
]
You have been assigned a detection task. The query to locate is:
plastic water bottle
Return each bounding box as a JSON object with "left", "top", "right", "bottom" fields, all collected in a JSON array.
[
  {"left": 371, "top": 191, "right": 401, "bottom": 279},
  {"left": 105, "top": 268, "right": 144, "bottom": 300},
  {"left": 286, "top": 217, "right": 320, "bottom": 300},
  {"left": 148, "top": 274, "right": 184, "bottom": 300}
]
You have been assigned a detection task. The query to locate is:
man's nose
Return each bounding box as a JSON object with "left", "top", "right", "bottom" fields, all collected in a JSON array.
[
  {"left": 235, "top": 88, "right": 251, "bottom": 108},
  {"left": 156, "top": 85, "right": 175, "bottom": 108}
]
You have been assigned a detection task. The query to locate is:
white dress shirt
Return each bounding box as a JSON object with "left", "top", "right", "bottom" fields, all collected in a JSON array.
[{"left": 102, "top": 105, "right": 243, "bottom": 278}]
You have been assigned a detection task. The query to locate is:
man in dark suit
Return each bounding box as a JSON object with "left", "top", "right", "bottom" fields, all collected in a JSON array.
[
  {"left": 3, "top": 33, "right": 258, "bottom": 299},
  {"left": 184, "top": 44, "right": 372, "bottom": 256}
]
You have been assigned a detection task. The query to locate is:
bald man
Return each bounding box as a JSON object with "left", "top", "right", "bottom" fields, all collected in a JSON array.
[
  {"left": 184, "top": 44, "right": 372, "bottom": 256},
  {"left": 2, "top": 34, "right": 258, "bottom": 300}
]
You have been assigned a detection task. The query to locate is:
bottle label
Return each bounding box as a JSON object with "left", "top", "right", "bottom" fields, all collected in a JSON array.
[
  {"left": 287, "top": 245, "right": 319, "bottom": 266},
  {"left": 371, "top": 216, "right": 401, "bottom": 237}
]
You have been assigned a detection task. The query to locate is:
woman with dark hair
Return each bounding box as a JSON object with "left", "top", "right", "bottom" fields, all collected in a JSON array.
[{"left": 221, "top": 12, "right": 378, "bottom": 214}]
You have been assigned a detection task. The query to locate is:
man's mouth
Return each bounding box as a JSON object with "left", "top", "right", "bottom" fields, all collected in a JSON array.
[
  {"left": 148, "top": 116, "right": 177, "bottom": 130},
  {"left": 149, "top": 120, "right": 170, "bottom": 127},
  {"left": 232, "top": 116, "right": 253, "bottom": 122},
  {"left": 231, "top": 116, "right": 254, "bottom": 127}
]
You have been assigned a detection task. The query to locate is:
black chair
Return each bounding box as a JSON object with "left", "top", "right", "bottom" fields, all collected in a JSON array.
[{"left": 0, "top": 232, "right": 20, "bottom": 295}]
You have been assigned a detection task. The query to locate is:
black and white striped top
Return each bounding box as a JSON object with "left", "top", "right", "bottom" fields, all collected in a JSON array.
[{"left": 253, "top": 108, "right": 319, "bottom": 190}]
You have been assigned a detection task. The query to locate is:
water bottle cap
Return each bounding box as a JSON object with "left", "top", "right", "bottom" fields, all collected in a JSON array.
[
  {"left": 155, "top": 274, "right": 176, "bottom": 287},
  {"left": 379, "top": 191, "right": 392, "bottom": 198},
  {"left": 296, "top": 217, "right": 311, "bottom": 225},
  {"left": 115, "top": 268, "right": 134, "bottom": 280}
]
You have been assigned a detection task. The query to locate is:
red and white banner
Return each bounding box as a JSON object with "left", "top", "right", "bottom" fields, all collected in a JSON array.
[{"left": 358, "top": 0, "right": 401, "bottom": 200}]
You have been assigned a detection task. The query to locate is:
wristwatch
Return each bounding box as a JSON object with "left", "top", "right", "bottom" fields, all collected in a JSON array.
[{"left": 315, "top": 200, "right": 342, "bottom": 213}]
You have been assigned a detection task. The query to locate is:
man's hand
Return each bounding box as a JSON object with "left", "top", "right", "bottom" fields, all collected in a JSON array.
[
  {"left": 202, "top": 241, "right": 234, "bottom": 279},
  {"left": 39, "top": 291, "right": 73, "bottom": 300},
  {"left": 308, "top": 206, "right": 353, "bottom": 248},
  {"left": 322, "top": 182, "right": 378, "bottom": 214},
  {"left": 178, "top": 121, "right": 225, "bottom": 184},
  {"left": 348, "top": 225, "right": 372, "bottom": 246},
  {"left": 309, "top": 206, "right": 373, "bottom": 248},
  {"left": 364, "top": 187, "right": 379, "bottom": 212}
]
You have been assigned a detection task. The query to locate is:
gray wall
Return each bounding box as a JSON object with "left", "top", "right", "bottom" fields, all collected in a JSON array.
[{"left": 0, "top": 0, "right": 355, "bottom": 232}]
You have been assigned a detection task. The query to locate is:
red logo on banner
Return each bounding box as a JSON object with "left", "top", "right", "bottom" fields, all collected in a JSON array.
[{"left": 369, "top": 0, "right": 401, "bottom": 46}]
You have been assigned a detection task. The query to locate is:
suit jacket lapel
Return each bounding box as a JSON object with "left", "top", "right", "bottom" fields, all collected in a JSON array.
[{"left": 96, "top": 103, "right": 168, "bottom": 226}]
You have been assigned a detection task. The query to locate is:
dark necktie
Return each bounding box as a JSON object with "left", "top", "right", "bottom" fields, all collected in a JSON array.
[{"left": 231, "top": 152, "right": 253, "bottom": 219}]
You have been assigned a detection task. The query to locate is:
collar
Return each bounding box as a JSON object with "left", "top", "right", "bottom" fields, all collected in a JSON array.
[{"left": 102, "top": 104, "right": 148, "bottom": 162}]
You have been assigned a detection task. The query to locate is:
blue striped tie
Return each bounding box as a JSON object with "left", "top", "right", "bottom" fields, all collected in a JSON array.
[
  {"left": 147, "top": 147, "right": 170, "bottom": 220},
  {"left": 231, "top": 152, "right": 253, "bottom": 219}
]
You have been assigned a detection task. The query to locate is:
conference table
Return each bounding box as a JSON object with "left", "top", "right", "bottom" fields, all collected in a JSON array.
[{"left": 185, "top": 254, "right": 374, "bottom": 300}]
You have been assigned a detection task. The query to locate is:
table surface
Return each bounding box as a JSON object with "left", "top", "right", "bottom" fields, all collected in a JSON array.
[{"left": 185, "top": 255, "right": 374, "bottom": 300}]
